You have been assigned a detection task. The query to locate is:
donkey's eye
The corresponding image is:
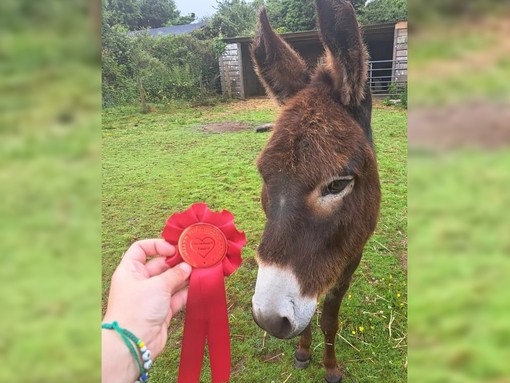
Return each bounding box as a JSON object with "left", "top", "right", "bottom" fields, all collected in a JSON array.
[{"left": 322, "top": 178, "right": 353, "bottom": 196}]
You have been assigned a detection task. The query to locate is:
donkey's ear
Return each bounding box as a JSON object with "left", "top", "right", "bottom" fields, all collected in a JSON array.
[
  {"left": 251, "top": 8, "right": 310, "bottom": 105},
  {"left": 315, "top": 0, "right": 369, "bottom": 106}
]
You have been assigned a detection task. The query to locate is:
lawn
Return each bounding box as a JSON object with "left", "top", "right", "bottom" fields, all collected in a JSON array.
[
  {"left": 409, "top": 17, "right": 510, "bottom": 106},
  {"left": 0, "top": 24, "right": 101, "bottom": 383},
  {"left": 102, "top": 99, "right": 407, "bottom": 382},
  {"left": 408, "top": 14, "right": 510, "bottom": 382},
  {"left": 408, "top": 151, "right": 510, "bottom": 383}
]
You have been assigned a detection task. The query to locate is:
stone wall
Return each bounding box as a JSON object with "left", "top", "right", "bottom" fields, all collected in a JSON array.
[
  {"left": 219, "top": 43, "right": 244, "bottom": 99},
  {"left": 393, "top": 21, "right": 408, "bottom": 83}
]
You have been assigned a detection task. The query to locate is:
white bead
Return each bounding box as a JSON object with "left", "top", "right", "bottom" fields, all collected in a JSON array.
[
  {"left": 142, "top": 350, "right": 151, "bottom": 361},
  {"left": 140, "top": 346, "right": 147, "bottom": 352},
  {"left": 144, "top": 360, "right": 153, "bottom": 370}
]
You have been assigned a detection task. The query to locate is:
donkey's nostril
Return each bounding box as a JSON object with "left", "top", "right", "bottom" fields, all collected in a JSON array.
[
  {"left": 280, "top": 316, "right": 292, "bottom": 337},
  {"left": 262, "top": 315, "right": 294, "bottom": 339}
]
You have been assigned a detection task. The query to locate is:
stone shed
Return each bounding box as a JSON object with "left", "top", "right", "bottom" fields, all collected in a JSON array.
[{"left": 219, "top": 21, "right": 407, "bottom": 99}]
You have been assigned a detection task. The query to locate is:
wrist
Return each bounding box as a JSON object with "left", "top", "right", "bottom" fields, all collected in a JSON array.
[
  {"left": 102, "top": 329, "right": 139, "bottom": 383},
  {"left": 103, "top": 312, "right": 160, "bottom": 356}
]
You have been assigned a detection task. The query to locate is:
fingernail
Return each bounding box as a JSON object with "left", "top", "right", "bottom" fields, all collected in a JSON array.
[{"left": 179, "top": 262, "right": 192, "bottom": 274}]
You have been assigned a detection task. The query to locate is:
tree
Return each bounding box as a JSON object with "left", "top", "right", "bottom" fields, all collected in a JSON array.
[
  {"left": 358, "top": 0, "right": 406, "bottom": 25},
  {"left": 103, "top": 0, "right": 192, "bottom": 30},
  {"left": 266, "top": 0, "right": 316, "bottom": 32},
  {"left": 103, "top": 0, "right": 141, "bottom": 30},
  {"left": 173, "top": 13, "right": 196, "bottom": 25},
  {"left": 138, "top": 0, "right": 180, "bottom": 28},
  {"left": 265, "top": 0, "right": 368, "bottom": 33},
  {"left": 349, "top": 0, "right": 366, "bottom": 11},
  {"left": 195, "top": 0, "right": 263, "bottom": 38}
]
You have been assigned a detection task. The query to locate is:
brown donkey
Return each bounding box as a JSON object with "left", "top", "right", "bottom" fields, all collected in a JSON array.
[{"left": 250, "top": 1, "right": 381, "bottom": 381}]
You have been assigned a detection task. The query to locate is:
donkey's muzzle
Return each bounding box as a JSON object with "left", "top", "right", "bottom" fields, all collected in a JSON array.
[{"left": 251, "top": 262, "right": 317, "bottom": 339}]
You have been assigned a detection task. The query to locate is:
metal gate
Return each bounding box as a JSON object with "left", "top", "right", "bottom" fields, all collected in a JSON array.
[{"left": 369, "top": 59, "right": 407, "bottom": 98}]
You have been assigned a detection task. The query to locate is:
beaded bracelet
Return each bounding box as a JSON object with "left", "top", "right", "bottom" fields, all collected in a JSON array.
[{"left": 102, "top": 321, "right": 153, "bottom": 383}]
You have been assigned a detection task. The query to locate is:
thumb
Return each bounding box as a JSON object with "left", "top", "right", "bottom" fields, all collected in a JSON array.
[{"left": 158, "top": 262, "right": 192, "bottom": 294}]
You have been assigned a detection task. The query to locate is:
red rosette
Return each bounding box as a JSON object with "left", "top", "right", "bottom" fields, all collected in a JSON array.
[{"left": 162, "top": 203, "right": 246, "bottom": 383}]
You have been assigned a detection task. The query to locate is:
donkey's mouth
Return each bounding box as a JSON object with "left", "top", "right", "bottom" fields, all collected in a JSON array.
[{"left": 251, "top": 263, "right": 317, "bottom": 339}]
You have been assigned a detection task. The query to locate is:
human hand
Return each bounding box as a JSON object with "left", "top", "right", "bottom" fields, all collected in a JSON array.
[{"left": 103, "top": 239, "right": 191, "bottom": 358}]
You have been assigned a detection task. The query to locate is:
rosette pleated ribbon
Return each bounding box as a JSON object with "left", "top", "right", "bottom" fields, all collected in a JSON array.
[{"left": 162, "top": 203, "right": 246, "bottom": 383}]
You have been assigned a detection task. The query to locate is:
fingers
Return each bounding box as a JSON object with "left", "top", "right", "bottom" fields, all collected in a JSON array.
[
  {"left": 157, "top": 262, "right": 192, "bottom": 294},
  {"left": 145, "top": 257, "right": 171, "bottom": 277},
  {"left": 122, "top": 239, "right": 176, "bottom": 264},
  {"left": 168, "top": 287, "right": 189, "bottom": 322}
]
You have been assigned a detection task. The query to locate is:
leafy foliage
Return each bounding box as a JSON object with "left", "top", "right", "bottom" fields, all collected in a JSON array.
[
  {"left": 357, "top": 0, "right": 407, "bottom": 25},
  {"left": 263, "top": 0, "right": 390, "bottom": 32},
  {"left": 102, "top": 23, "right": 222, "bottom": 107},
  {"left": 173, "top": 12, "right": 196, "bottom": 26},
  {"left": 400, "top": 83, "right": 407, "bottom": 108},
  {"left": 138, "top": 0, "right": 180, "bottom": 28},
  {"left": 101, "top": 24, "right": 136, "bottom": 106},
  {"left": 194, "top": 0, "right": 263, "bottom": 39},
  {"left": 103, "top": 0, "right": 195, "bottom": 30},
  {"left": 103, "top": 0, "right": 141, "bottom": 30},
  {"left": 266, "top": 0, "right": 316, "bottom": 32},
  {"left": 383, "top": 82, "right": 407, "bottom": 109}
]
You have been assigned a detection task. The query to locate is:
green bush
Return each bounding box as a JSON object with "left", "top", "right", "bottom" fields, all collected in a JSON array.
[
  {"left": 102, "top": 25, "right": 222, "bottom": 107},
  {"left": 400, "top": 84, "right": 407, "bottom": 108},
  {"left": 384, "top": 82, "right": 407, "bottom": 109}
]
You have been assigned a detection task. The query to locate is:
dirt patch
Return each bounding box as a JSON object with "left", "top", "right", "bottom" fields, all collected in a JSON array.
[
  {"left": 409, "top": 101, "right": 510, "bottom": 151},
  {"left": 401, "top": 253, "right": 407, "bottom": 272},
  {"left": 202, "top": 121, "right": 252, "bottom": 133},
  {"left": 226, "top": 97, "right": 276, "bottom": 112}
]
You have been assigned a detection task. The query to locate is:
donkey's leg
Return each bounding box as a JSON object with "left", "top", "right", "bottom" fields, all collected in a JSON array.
[
  {"left": 294, "top": 323, "right": 312, "bottom": 368},
  {"left": 320, "top": 280, "right": 351, "bottom": 383}
]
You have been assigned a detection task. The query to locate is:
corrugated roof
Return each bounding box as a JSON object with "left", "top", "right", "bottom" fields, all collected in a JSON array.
[
  {"left": 223, "top": 21, "right": 397, "bottom": 43},
  {"left": 129, "top": 21, "right": 205, "bottom": 37}
]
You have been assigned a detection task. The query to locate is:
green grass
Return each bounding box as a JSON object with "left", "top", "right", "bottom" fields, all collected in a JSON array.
[
  {"left": 407, "top": 13, "right": 510, "bottom": 382},
  {"left": 102, "top": 101, "right": 407, "bottom": 382},
  {"left": 409, "top": 58, "right": 510, "bottom": 106},
  {"left": 408, "top": 150, "right": 510, "bottom": 382},
  {"left": 0, "top": 25, "right": 101, "bottom": 383},
  {"left": 410, "top": 29, "right": 496, "bottom": 70},
  {"left": 409, "top": 19, "right": 510, "bottom": 106}
]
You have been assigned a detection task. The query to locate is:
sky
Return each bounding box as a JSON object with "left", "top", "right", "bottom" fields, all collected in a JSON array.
[
  {"left": 174, "top": 0, "right": 369, "bottom": 22},
  {"left": 174, "top": 0, "right": 220, "bottom": 21}
]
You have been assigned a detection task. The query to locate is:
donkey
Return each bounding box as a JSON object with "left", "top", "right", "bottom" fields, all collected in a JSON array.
[{"left": 250, "top": 1, "right": 381, "bottom": 381}]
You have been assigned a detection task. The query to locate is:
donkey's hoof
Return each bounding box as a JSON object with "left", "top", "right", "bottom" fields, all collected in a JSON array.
[
  {"left": 294, "top": 356, "right": 311, "bottom": 369},
  {"left": 324, "top": 368, "right": 343, "bottom": 383},
  {"left": 324, "top": 375, "right": 342, "bottom": 383}
]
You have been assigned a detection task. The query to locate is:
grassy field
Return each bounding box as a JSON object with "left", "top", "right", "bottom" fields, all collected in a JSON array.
[
  {"left": 408, "top": 151, "right": 510, "bottom": 383},
  {"left": 409, "top": 17, "right": 510, "bottom": 106},
  {"left": 0, "top": 27, "right": 101, "bottom": 383},
  {"left": 408, "top": 14, "right": 510, "bottom": 383},
  {"left": 102, "top": 99, "right": 407, "bottom": 382}
]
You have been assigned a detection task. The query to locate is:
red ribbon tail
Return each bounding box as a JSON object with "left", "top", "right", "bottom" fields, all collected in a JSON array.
[
  {"left": 204, "top": 267, "right": 231, "bottom": 383},
  {"left": 177, "top": 272, "right": 207, "bottom": 383},
  {"left": 177, "top": 264, "right": 231, "bottom": 383}
]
